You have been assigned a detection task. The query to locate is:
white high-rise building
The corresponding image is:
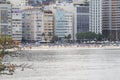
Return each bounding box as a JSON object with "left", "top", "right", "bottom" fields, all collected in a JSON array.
[
  {"left": 89, "top": 0, "right": 102, "bottom": 34},
  {"left": 73, "top": 0, "right": 84, "bottom": 3},
  {"left": 21, "top": 0, "right": 38, "bottom": 6},
  {"left": 21, "top": 0, "right": 29, "bottom": 6},
  {"left": 22, "top": 7, "right": 43, "bottom": 42},
  {"left": 12, "top": 6, "right": 22, "bottom": 41},
  {"left": 19, "top": 0, "right": 35, "bottom": 10},
  {"left": 7, "top": 0, "right": 21, "bottom": 5},
  {"left": 0, "top": 1, "right": 12, "bottom": 36},
  {"left": 8, "top": 0, "right": 35, "bottom": 10}
]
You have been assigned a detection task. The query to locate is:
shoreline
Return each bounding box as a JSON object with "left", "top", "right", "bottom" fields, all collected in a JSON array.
[
  {"left": 30, "top": 47, "right": 120, "bottom": 50},
  {"left": 6, "top": 45, "right": 120, "bottom": 51}
]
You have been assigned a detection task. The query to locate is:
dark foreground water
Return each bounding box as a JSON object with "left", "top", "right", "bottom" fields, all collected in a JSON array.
[{"left": 1, "top": 49, "right": 120, "bottom": 80}]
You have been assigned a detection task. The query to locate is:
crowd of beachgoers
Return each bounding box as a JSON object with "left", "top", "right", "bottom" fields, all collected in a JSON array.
[
  {"left": 5, "top": 42, "right": 120, "bottom": 52},
  {"left": 18, "top": 43, "right": 120, "bottom": 50}
]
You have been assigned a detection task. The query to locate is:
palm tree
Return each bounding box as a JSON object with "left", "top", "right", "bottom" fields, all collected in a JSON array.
[
  {"left": 42, "top": 33, "right": 45, "bottom": 37},
  {"left": 64, "top": 36, "right": 67, "bottom": 42},
  {"left": 51, "top": 35, "right": 59, "bottom": 43},
  {"left": 0, "top": 36, "right": 13, "bottom": 55},
  {"left": 41, "top": 32, "right": 45, "bottom": 41},
  {"left": 48, "top": 32, "right": 52, "bottom": 37},
  {"left": 44, "top": 37, "right": 47, "bottom": 42},
  {"left": 48, "top": 32, "right": 52, "bottom": 42},
  {"left": 66, "top": 34, "right": 71, "bottom": 42}
]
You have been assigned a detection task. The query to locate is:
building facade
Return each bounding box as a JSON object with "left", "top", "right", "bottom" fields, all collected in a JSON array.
[
  {"left": 89, "top": 0, "right": 102, "bottom": 34},
  {"left": 74, "top": 3, "right": 89, "bottom": 40},
  {"left": 102, "top": 0, "right": 120, "bottom": 41},
  {"left": 12, "top": 6, "right": 22, "bottom": 41},
  {"left": 20, "top": 0, "right": 35, "bottom": 10},
  {"left": 22, "top": 8, "right": 43, "bottom": 42},
  {"left": 55, "top": 9, "right": 73, "bottom": 42},
  {"left": 56, "top": 0, "right": 73, "bottom": 3},
  {"left": 73, "top": 0, "right": 83, "bottom": 4},
  {"left": 0, "top": 1, "right": 12, "bottom": 36},
  {"left": 21, "top": 0, "right": 29, "bottom": 6},
  {"left": 42, "top": 10, "right": 54, "bottom": 42}
]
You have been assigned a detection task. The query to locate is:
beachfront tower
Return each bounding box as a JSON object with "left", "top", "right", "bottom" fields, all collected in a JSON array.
[{"left": 102, "top": 0, "right": 120, "bottom": 41}]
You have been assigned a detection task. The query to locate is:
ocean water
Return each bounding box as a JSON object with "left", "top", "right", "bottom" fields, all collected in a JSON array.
[{"left": 1, "top": 49, "right": 120, "bottom": 80}]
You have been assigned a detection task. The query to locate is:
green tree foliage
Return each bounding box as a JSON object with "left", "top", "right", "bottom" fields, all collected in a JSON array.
[
  {"left": 0, "top": 36, "right": 14, "bottom": 55},
  {"left": 65, "top": 34, "right": 72, "bottom": 43},
  {"left": 85, "top": 32, "right": 97, "bottom": 40},
  {"left": 0, "top": 36, "right": 14, "bottom": 73},
  {"left": 48, "top": 32, "right": 52, "bottom": 38},
  {"left": 42, "top": 33, "right": 46, "bottom": 41},
  {"left": 51, "top": 35, "right": 59, "bottom": 43},
  {"left": 0, "top": 36, "right": 13, "bottom": 46},
  {"left": 96, "top": 33, "right": 104, "bottom": 41},
  {"left": 41, "top": 33, "right": 45, "bottom": 37},
  {"left": 76, "top": 32, "right": 104, "bottom": 41},
  {"left": 66, "top": 34, "right": 71, "bottom": 40},
  {"left": 76, "top": 32, "right": 85, "bottom": 40}
]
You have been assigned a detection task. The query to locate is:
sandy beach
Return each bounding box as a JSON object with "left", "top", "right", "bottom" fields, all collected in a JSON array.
[{"left": 1, "top": 48, "right": 120, "bottom": 80}]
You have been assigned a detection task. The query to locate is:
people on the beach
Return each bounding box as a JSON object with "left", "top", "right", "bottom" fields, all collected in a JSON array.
[{"left": 9, "top": 64, "right": 15, "bottom": 75}]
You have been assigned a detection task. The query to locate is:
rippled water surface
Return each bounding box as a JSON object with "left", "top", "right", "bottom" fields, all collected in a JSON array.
[{"left": 1, "top": 49, "right": 120, "bottom": 80}]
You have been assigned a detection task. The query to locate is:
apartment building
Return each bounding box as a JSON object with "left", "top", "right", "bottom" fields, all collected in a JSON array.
[
  {"left": 89, "top": 0, "right": 102, "bottom": 34},
  {"left": 0, "top": 1, "right": 12, "bottom": 36},
  {"left": 102, "top": 0, "right": 120, "bottom": 41},
  {"left": 12, "top": 6, "right": 22, "bottom": 41},
  {"left": 55, "top": 8, "right": 73, "bottom": 42},
  {"left": 22, "top": 7, "right": 43, "bottom": 42},
  {"left": 42, "top": 10, "right": 54, "bottom": 42}
]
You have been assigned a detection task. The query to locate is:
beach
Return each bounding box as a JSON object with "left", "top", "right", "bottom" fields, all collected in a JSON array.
[{"left": 1, "top": 48, "right": 120, "bottom": 80}]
